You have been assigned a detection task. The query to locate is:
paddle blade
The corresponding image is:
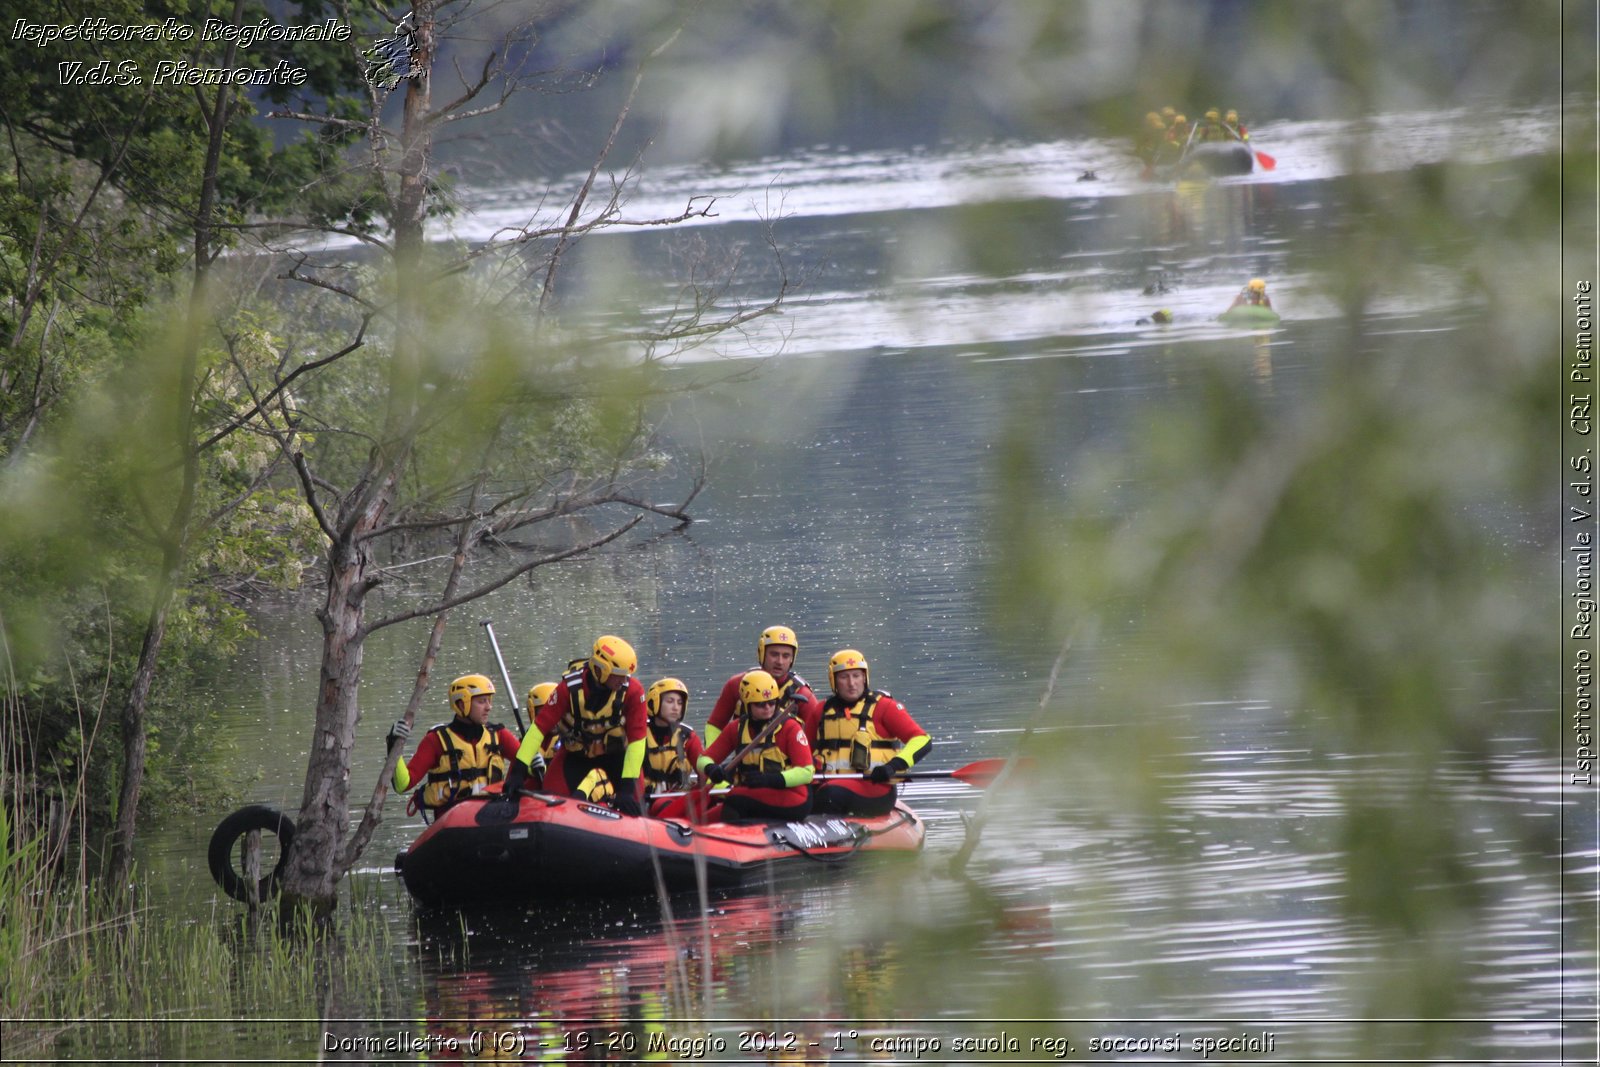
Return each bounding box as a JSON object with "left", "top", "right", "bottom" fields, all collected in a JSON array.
[
  {"left": 1254, "top": 150, "right": 1276, "bottom": 170},
  {"left": 949, "top": 758, "right": 1025, "bottom": 788}
]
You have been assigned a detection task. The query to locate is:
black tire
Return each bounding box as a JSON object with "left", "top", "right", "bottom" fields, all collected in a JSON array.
[{"left": 208, "top": 805, "right": 295, "bottom": 903}]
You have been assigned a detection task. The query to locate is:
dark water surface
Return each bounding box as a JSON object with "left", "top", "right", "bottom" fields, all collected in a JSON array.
[{"left": 130, "top": 105, "right": 1590, "bottom": 1062}]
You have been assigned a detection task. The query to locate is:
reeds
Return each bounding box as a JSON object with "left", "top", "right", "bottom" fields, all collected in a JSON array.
[{"left": 1, "top": 652, "right": 400, "bottom": 1060}]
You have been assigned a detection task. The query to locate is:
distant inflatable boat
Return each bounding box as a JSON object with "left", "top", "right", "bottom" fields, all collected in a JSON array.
[
  {"left": 1177, "top": 141, "right": 1254, "bottom": 178},
  {"left": 1147, "top": 140, "right": 1255, "bottom": 181}
]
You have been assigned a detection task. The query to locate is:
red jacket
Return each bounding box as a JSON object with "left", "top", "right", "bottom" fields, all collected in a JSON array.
[
  {"left": 532, "top": 670, "right": 649, "bottom": 753},
  {"left": 701, "top": 715, "right": 813, "bottom": 807},
  {"left": 704, "top": 668, "right": 816, "bottom": 739},
  {"left": 802, "top": 693, "right": 927, "bottom": 798},
  {"left": 398, "top": 720, "right": 521, "bottom": 805}
]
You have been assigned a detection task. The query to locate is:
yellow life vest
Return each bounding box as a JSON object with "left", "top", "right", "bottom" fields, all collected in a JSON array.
[
  {"left": 421, "top": 721, "right": 510, "bottom": 810},
  {"left": 812, "top": 693, "right": 901, "bottom": 774},
  {"left": 574, "top": 765, "right": 615, "bottom": 804},
  {"left": 734, "top": 718, "right": 792, "bottom": 776},
  {"left": 643, "top": 722, "right": 695, "bottom": 791},
  {"left": 555, "top": 668, "right": 627, "bottom": 758}
]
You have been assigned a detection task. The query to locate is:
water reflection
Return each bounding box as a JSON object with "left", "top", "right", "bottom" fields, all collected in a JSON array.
[{"left": 388, "top": 888, "right": 875, "bottom": 1063}]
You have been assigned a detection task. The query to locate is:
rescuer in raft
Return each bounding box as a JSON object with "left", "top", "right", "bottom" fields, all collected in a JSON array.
[
  {"left": 498, "top": 635, "right": 650, "bottom": 816},
  {"left": 1227, "top": 277, "right": 1274, "bottom": 311},
  {"left": 697, "top": 669, "right": 815, "bottom": 823},
  {"left": 524, "top": 680, "right": 559, "bottom": 764},
  {"left": 386, "top": 674, "right": 523, "bottom": 816},
  {"left": 802, "top": 648, "right": 932, "bottom": 816},
  {"left": 702, "top": 625, "right": 816, "bottom": 746},
  {"left": 641, "top": 676, "right": 704, "bottom": 798}
]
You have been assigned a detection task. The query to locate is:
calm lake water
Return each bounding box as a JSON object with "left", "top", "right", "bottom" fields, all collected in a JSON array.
[{"left": 123, "top": 103, "right": 1592, "bottom": 1063}]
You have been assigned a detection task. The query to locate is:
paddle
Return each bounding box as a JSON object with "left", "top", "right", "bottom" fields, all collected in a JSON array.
[
  {"left": 651, "top": 758, "right": 1014, "bottom": 801},
  {"left": 690, "top": 704, "right": 797, "bottom": 822},
  {"left": 480, "top": 619, "right": 526, "bottom": 733},
  {"left": 817, "top": 757, "right": 1017, "bottom": 788}
]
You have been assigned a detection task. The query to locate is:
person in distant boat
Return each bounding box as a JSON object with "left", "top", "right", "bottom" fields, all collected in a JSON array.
[
  {"left": 387, "top": 674, "right": 522, "bottom": 817},
  {"left": 1136, "top": 111, "right": 1168, "bottom": 167},
  {"left": 703, "top": 625, "right": 815, "bottom": 747},
  {"left": 1198, "top": 108, "right": 1227, "bottom": 142},
  {"left": 1157, "top": 113, "right": 1191, "bottom": 167},
  {"left": 1225, "top": 109, "right": 1248, "bottom": 141},
  {"left": 499, "top": 635, "right": 649, "bottom": 815},
  {"left": 641, "top": 677, "right": 704, "bottom": 798},
  {"left": 802, "top": 649, "right": 931, "bottom": 817},
  {"left": 698, "top": 670, "right": 814, "bottom": 823},
  {"left": 1227, "top": 278, "right": 1273, "bottom": 311}
]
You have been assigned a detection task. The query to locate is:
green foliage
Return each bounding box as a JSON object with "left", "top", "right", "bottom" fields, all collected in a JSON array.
[{"left": 0, "top": 293, "right": 336, "bottom": 829}]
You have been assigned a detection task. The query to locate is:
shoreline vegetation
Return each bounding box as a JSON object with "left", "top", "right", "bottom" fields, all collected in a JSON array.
[{"left": 0, "top": 702, "right": 399, "bottom": 1059}]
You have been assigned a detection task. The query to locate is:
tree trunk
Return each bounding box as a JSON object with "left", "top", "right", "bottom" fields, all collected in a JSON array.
[
  {"left": 279, "top": 5, "right": 436, "bottom": 912},
  {"left": 279, "top": 509, "right": 386, "bottom": 911},
  {"left": 107, "top": 579, "right": 170, "bottom": 890},
  {"left": 105, "top": 29, "right": 240, "bottom": 889}
]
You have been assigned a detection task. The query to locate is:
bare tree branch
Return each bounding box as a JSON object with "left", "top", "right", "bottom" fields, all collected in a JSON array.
[
  {"left": 364, "top": 515, "right": 643, "bottom": 634},
  {"left": 196, "top": 319, "right": 372, "bottom": 452},
  {"left": 291, "top": 449, "right": 338, "bottom": 542}
]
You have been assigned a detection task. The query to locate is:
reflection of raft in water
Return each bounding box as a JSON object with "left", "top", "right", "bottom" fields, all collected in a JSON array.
[
  {"left": 1217, "top": 304, "right": 1281, "bottom": 326},
  {"left": 395, "top": 790, "right": 927, "bottom": 907}
]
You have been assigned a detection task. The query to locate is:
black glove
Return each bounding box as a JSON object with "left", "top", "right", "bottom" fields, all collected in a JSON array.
[
  {"left": 702, "top": 763, "right": 729, "bottom": 785},
  {"left": 385, "top": 718, "right": 411, "bottom": 751},
  {"left": 613, "top": 787, "right": 643, "bottom": 817},
  {"left": 869, "top": 758, "right": 909, "bottom": 785},
  {"left": 739, "top": 769, "right": 786, "bottom": 790},
  {"left": 501, "top": 760, "right": 528, "bottom": 798}
]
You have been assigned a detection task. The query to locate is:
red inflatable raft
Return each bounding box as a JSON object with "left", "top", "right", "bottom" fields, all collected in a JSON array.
[{"left": 395, "top": 789, "right": 926, "bottom": 906}]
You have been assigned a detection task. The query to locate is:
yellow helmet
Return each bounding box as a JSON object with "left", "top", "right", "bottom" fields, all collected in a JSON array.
[
  {"left": 1145, "top": 111, "right": 1164, "bottom": 129},
  {"left": 448, "top": 674, "right": 496, "bottom": 716},
  {"left": 1172, "top": 114, "right": 1186, "bottom": 125},
  {"left": 526, "top": 681, "right": 557, "bottom": 715},
  {"left": 646, "top": 677, "right": 689, "bottom": 718},
  {"left": 1225, "top": 109, "right": 1239, "bottom": 123},
  {"left": 738, "top": 669, "right": 782, "bottom": 707},
  {"left": 1160, "top": 106, "right": 1176, "bottom": 119},
  {"left": 757, "top": 625, "right": 798, "bottom": 663},
  {"left": 827, "top": 648, "right": 870, "bottom": 692},
  {"left": 588, "top": 635, "right": 637, "bottom": 684},
  {"left": 1204, "top": 108, "right": 1220, "bottom": 122},
  {"left": 1247, "top": 278, "right": 1267, "bottom": 292}
]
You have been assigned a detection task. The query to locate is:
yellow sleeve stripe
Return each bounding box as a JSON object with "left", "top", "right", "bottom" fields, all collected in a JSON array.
[
  {"left": 621, "top": 737, "right": 646, "bottom": 779},
  {"left": 514, "top": 727, "right": 546, "bottom": 768}
]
